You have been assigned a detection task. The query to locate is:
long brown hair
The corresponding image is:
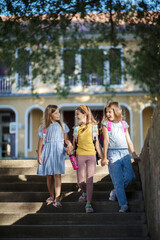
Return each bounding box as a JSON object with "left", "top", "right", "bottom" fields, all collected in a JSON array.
[
  {"left": 75, "top": 105, "right": 98, "bottom": 132},
  {"left": 102, "top": 101, "right": 123, "bottom": 123},
  {"left": 43, "top": 105, "right": 64, "bottom": 134}
]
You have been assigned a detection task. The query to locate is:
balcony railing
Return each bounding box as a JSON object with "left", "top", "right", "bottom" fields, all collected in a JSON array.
[
  {"left": 0, "top": 77, "right": 11, "bottom": 94},
  {"left": 65, "top": 74, "right": 104, "bottom": 87},
  {"left": 84, "top": 73, "right": 104, "bottom": 86}
]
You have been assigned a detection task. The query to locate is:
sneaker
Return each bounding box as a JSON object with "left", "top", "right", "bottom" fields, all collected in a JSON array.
[
  {"left": 119, "top": 205, "right": 128, "bottom": 213},
  {"left": 78, "top": 192, "right": 87, "bottom": 202},
  {"left": 85, "top": 204, "right": 94, "bottom": 213},
  {"left": 109, "top": 189, "right": 116, "bottom": 201}
]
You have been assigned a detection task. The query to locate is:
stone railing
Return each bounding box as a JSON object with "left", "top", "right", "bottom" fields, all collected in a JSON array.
[{"left": 139, "top": 101, "right": 160, "bottom": 240}]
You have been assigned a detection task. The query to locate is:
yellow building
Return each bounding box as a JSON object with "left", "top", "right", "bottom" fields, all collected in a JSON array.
[{"left": 0, "top": 17, "right": 155, "bottom": 159}]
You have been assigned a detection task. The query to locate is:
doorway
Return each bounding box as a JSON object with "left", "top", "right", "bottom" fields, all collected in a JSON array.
[{"left": 0, "top": 112, "right": 15, "bottom": 158}]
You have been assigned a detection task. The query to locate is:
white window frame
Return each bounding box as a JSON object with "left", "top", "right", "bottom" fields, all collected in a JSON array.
[
  {"left": 15, "top": 48, "right": 32, "bottom": 89},
  {"left": 61, "top": 46, "right": 124, "bottom": 88},
  {"left": 27, "top": 111, "right": 32, "bottom": 152}
]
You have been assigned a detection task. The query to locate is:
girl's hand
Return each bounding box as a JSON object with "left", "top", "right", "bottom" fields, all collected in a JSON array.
[
  {"left": 37, "top": 155, "right": 43, "bottom": 165},
  {"left": 134, "top": 156, "right": 141, "bottom": 163},
  {"left": 66, "top": 148, "right": 73, "bottom": 155},
  {"left": 132, "top": 152, "right": 141, "bottom": 163},
  {"left": 101, "top": 158, "right": 109, "bottom": 167}
]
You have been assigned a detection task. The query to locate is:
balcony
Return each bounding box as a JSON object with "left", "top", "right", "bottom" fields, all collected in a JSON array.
[{"left": 0, "top": 77, "right": 11, "bottom": 94}]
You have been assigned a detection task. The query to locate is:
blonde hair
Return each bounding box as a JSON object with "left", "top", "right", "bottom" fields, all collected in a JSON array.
[
  {"left": 75, "top": 105, "right": 98, "bottom": 132},
  {"left": 43, "top": 105, "right": 64, "bottom": 134},
  {"left": 102, "top": 101, "right": 123, "bottom": 122}
]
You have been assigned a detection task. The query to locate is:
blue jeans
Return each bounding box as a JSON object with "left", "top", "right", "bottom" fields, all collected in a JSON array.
[{"left": 108, "top": 152, "right": 136, "bottom": 206}]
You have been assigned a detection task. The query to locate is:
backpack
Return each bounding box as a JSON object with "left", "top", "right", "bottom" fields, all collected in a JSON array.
[
  {"left": 108, "top": 120, "right": 126, "bottom": 132},
  {"left": 101, "top": 120, "right": 126, "bottom": 141},
  {"left": 74, "top": 124, "right": 99, "bottom": 165}
]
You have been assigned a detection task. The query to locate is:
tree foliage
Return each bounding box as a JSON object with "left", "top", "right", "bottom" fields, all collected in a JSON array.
[
  {"left": 0, "top": 0, "right": 160, "bottom": 100},
  {"left": 125, "top": 1, "right": 160, "bottom": 101}
]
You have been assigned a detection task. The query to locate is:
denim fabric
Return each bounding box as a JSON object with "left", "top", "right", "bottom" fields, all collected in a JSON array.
[
  {"left": 37, "top": 122, "right": 69, "bottom": 176},
  {"left": 108, "top": 153, "right": 136, "bottom": 206}
]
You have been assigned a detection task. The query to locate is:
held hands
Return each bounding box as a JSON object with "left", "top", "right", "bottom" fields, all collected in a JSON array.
[
  {"left": 133, "top": 156, "right": 141, "bottom": 163},
  {"left": 66, "top": 140, "right": 73, "bottom": 155},
  {"left": 132, "top": 152, "right": 141, "bottom": 163},
  {"left": 101, "top": 157, "right": 109, "bottom": 167}
]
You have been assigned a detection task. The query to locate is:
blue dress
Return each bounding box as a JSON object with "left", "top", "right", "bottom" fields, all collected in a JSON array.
[{"left": 37, "top": 122, "right": 69, "bottom": 176}]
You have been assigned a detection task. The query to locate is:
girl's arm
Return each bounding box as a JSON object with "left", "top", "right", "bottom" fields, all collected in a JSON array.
[
  {"left": 64, "top": 133, "right": 69, "bottom": 145},
  {"left": 101, "top": 125, "right": 109, "bottom": 166},
  {"left": 72, "top": 136, "right": 76, "bottom": 151},
  {"left": 66, "top": 134, "right": 76, "bottom": 155},
  {"left": 126, "top": 129, "right": 140, "bottom": 162},
  {"left": 37, "top": 138, "right": 43, "bottom": 165},
  {"left": 95, "top": 138, "right": 103, "bottom": 160}
]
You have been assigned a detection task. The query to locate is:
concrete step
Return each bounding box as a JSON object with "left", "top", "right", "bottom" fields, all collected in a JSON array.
[
  {"left": 0, "top": 190, "right": 143, "bottom": 202},
  {"left": 0, "top": 174, "right": 114, "bottom": 183},
  {"left": 0, "top": 170, "right": 112, "bottom": 182},
  {"left": 0, "top": 160, "right": 149, "bottom": 240},
  {"left": 0, "top": 159, "right": 76, "bottom": 168},
  {"left": 0, "top": 167, "right": 140, "bottom": 176},
  {"left": 0, "top": 201, "right": 145, "bottom": 213},
  {"left": 0, "top": 224, "right": 148, "bottom": 238},
  {"left": 0, "top": 212, "right": 146, "bottom": 225},
  {"left": 0, "top": 181, "right": 142, "bottom": 191},
  {"left": 0, "top": 160, "right": 38, "bottom": 168},
  {"left": 0, "top": 159, "right": 139, "bottom": 168},
  {"left": 0, "top": 161, "right": 140, "bottom": 176},
  {"left": 0, "top": 173, "right": 140, "bottom": 184}
]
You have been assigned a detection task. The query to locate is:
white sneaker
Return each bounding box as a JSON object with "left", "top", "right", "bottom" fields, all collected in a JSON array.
[
  {"left": 109, "top": 189, "right": 116, "bottom": 201},
  {"left": 119, "top": 205, "right": 128, "bottom": 213}
]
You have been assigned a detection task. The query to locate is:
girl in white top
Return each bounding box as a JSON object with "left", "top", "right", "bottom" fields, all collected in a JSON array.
[{"left": 101, "top": 101, "right": 140, "bottom": 213}]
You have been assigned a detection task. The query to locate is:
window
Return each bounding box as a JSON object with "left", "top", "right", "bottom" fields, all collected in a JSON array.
[
  {"left": 15, "top": 48, "right": 32, "bottom": 89},
  {"left": 109, "top": 48, "right": 122, "bottom": 85},
  {"left": 61, "top": 46, "right": 123, "bottom": 87},
  {"left": 27, "top": 112, "right": 32, "bottom": 151},
  {"left": 63, "top": 49, "right": 76, "bottom": 86},
  {"left": 0, "top": 113, "right": 11, "bottom": 158},
  {"left": 0, "top": 61, "right": 11, "bottom": 93},
  {"left": 0, "top": 61, "right": 11, "bottom": 77},
  {"left": 81, "top": 48, "right": 104, "bottom": 86}
]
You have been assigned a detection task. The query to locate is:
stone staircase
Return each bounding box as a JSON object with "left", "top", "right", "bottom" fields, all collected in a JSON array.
[{"left": 0, "top": 159, "right": 150, "bottom": 240}]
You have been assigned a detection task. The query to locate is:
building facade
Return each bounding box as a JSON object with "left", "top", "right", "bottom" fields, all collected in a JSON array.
[{"left": 0, "top": 29, "right": 155, "bottom": 159}]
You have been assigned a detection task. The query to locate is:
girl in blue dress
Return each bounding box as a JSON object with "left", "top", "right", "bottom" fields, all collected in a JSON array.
[{"left": 37, "top": 105, "right": 71, "bottom": 208}]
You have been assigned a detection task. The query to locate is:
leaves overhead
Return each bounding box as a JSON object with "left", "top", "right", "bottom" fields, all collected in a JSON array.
[{"left": 0, "top": 0, "right": 160, "bottom": 100}]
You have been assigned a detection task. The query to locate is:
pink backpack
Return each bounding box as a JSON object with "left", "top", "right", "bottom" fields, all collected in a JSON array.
[
  {"left": 102, "top": 120, "right": 126, "bottom": 141},
  {"left": 108, "top": 120, "right": 126, "bottom": 132}
]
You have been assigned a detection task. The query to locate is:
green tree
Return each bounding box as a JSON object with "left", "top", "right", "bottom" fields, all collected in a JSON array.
[
  {"left": 1, "top": 0, "right": 160, "bottom": 100},
  {"left": 0, "top": 0, "right": 127, "bottom": 97},
  {"left": 125, "top": 0, "right": 160, "bottom": 101}
]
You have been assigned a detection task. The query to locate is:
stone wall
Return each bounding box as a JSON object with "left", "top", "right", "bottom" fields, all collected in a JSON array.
[{"left": 139, "top": 101, "right": 160, "bottom": 240}]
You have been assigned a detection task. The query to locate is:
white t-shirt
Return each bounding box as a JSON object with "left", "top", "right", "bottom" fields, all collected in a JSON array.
[{"left": 102, "top": 121, "right": 129, "bottom": 149}]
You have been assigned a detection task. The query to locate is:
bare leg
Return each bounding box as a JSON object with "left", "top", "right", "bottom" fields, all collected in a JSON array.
[
  {"left": 46, "top": 175, "right": 54, "bottom": 199},
  {"left": 54, "top": 174, "right": 62, "bottom": 202}
]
